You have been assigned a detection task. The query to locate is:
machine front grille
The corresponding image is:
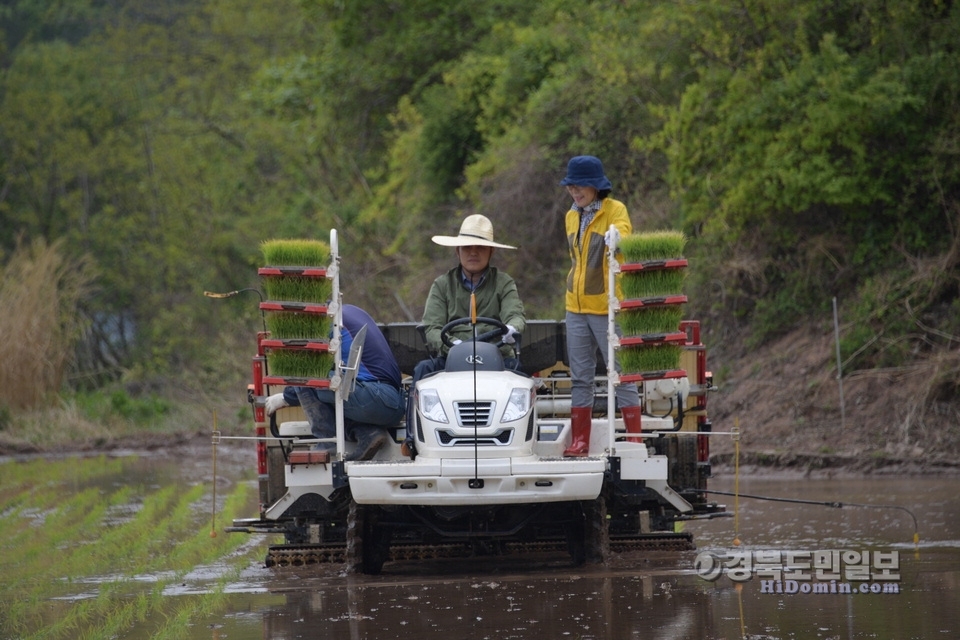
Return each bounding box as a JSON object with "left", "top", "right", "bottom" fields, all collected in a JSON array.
[
  {"left": 454, "top": 401, "right": 494, "bottom": 427},
  {"left": 436, "top": 428, "right": 514, "bottom": 446}
]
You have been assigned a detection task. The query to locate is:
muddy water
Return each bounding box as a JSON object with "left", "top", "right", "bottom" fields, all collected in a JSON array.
[
  {"left": 7, "top": 446, "right": 959, "bottom": 639},
  {"left": 169, "top": 450, "right": 960, "bottom": 640}
]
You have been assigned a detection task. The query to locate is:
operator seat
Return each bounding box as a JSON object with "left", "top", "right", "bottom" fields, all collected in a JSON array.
[{"left": 444, "top": 341, "right": 504, "bottom": 372}]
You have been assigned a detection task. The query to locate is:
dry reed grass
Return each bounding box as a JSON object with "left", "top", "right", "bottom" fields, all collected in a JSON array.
[{"left": 0, "top": 239, "right": 93, "bottom": 411}]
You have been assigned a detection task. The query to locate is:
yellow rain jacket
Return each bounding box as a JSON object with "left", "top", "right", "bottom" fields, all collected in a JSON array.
[{"left": 565, "top": 197, "right": 633, "bottom": 315}]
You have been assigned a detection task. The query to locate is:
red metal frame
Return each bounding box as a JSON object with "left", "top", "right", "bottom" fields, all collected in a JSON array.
[
  {"left": 259, "top": 338, "right": 331, "bottom": 352},
  {"left": 252, "top": 340, "right": 268, "bottom": 477},
  {"left": 258, "top": 266, "right": 327, "bottom": 278},
  {"left": 619, "top": 258, "right": 688, "bottom": 272},
  {"left": 680, "top": 320, "right": 711, "bottom": 465},
  {"left": 620, "top": 370, "right": 687, "bottom": 384},
  {"left": 619, "top": 332, "right": 688, "bottom": 347},
  {"left": 259, "top": 301, "right": 329, "bottom": 314},
  {"left": 619, "top": 294, "right": 688, "bottom": 309}
]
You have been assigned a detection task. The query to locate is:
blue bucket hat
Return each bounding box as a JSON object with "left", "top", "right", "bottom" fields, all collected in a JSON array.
[{"left": 559, "top": 155, "right": 612, "bottom": 191}]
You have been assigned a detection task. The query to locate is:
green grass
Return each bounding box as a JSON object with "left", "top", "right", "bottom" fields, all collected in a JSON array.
[
  {"left": 619, "top": 307, "right": 685, "bottom": 336},
  {"left": 619, "top": 230, "right": 686, "bottom": 262},
  {"left": 73, "top": 389, "right": 171, "bottom": 425},
  {"left": 617, "top": 344, "right": 683, "bottom": 374}
]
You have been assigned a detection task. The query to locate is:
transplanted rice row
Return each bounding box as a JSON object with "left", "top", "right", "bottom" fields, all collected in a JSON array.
[
  {"left": 162, "top": 482, "right": 256, "bottom": 570},
  {"left": 2, "top": 487, "right": 160, "bottom": 634},
  {"left": 147, "top": 567, "right": 243, "bottom": 640},
  {"left": 5, "top": 488, "right": 112, "bottom": 570},
  {"left": 0, "top": 484, "right": 75, "bottom": 543},
  {"left": 106, "top": 485, "right": 206, "bottom": 574},
  {"left": 1, "top": 458, "right": 259, "bottom": 640}
]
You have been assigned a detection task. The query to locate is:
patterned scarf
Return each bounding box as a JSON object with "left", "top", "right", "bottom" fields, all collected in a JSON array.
[{"left": 574, "top": 200, "right": 603, "bottom": 250}]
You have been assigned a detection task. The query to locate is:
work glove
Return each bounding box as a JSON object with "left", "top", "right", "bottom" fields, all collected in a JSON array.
[
  {"left": 265, "top": 393, "right": 290, "bottom": 416},
  {"left": 604, "top": 227, "right": 621, "bottom": 249},
  {"left": 503, "top": 324, "right": 518, "bottom": 344}
]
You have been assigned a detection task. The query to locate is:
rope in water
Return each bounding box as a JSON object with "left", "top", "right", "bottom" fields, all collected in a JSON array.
[
  {"left": 703, "top": 488, "right": 920, "bottom": 544},
  {"left": 716, "top": 417, "right": 919, "bottom": 548}
]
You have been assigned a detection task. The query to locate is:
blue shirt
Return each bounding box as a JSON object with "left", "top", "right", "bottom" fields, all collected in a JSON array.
[{"left": 281, "top": 304, "right": 402, "bottom": 406}]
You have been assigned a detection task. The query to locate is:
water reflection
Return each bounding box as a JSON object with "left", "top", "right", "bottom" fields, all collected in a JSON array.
[
  {"left": 238, "top": 473, "right": 960, "bottom": 640},
  {"left": 10, "top": 449, "right": 955, "bottom": 639},
  {"left": 259, "top": 564, "right": 719, "bottom": 640}
]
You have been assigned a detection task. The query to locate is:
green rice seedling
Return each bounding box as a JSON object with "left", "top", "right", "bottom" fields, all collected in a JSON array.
[
  {"left": 5, "top": 485, "right": 173, "bottom": 632},
  {"left": 129, "top": 485, "right": 208, "bottom": 572},
  {"left": 0, "top": 460, "right": 140, "bottom": 638},
  {"left": 619, "top": 307, "right": 684, "bottom": 337},
  {"left": 619, "top": 230, "right": 686, "bottom": 262},
  {"left": 84, "top": 590, "right": 152, "bottom": 640},
  {"left": 265, "top": 311, "right": 331, "bottom": 340},
  {"left": 1, "top": 488, "right": 127, "bottom": 636},
  {"left": 0, "top": 484, "right": 66, "bottom": 539},
  {"left": 621, "top": 269, "right": 686, "bottom": 299},
  {"left": 94, "top": 486, "right": 190, "bottom": 574},
  {"left": 149, "top": 580, "right": 235, "bottom": 640},
  {"left": 2, "top": 455, "right": 125, "bottom": 489},
  {"left": 261, "top": 238, "right": 331, "bottom": 267},
  {"left": 11, "top": 488, "right": 107, "bottom": 564},
  {"left": 261, "top": 238, "right": 333, "bottom": 304},
  {"left": 267, "top": 350, "right": 335, "bottom": 379},
  {"left": 263, "top": 276, "right": 332, "bottom": 303},
  {"left": 617, "top": 344, "right": 683, "bottom": 374},
  {"left": 1, "top": 455, "right": 260, "bottom": 640},
  {"left": 17, "top": 482, "right": 254, "bottom": 640}
]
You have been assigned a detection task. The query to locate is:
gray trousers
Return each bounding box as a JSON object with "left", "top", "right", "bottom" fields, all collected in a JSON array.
[{"left": 565, "top": 311, "right": 640, "bottom": 409}]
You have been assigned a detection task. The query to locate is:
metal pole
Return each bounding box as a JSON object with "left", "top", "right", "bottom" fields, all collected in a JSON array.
[
  {"left": 330, "top": 228, "right": 345, "bottom": 459},
  {"left": 607, "top": 226, "right": 619, "bottom": 455},
  {"left": 832, "top": 296, "right": 846, "bottom": 430}
]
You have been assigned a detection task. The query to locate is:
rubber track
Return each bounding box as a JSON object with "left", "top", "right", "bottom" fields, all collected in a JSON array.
[{"left": 265, "top": 533, "right": 694, "bottom": 567}]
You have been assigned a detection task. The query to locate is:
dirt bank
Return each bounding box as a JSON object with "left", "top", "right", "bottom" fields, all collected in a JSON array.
[{"left": 704, "top": 320, "right": 960, "bottom": 474}]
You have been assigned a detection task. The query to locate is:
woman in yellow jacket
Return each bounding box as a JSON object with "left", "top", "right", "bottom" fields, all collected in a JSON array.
[{"left": 560, "top": 155, "right": 642, "bottom": 456}]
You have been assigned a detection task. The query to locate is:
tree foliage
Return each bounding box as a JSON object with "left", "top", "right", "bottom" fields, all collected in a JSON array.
[{"left": 1, "top": 0, "right": 959, "bottom": 394}]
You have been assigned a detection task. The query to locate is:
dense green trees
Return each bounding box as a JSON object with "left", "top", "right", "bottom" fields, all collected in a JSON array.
[
  {"left": 2, "top": 0, "right": 959, "bottom": 406},
  {"left": 650, "top": 0, "right": 960, "bottom": 353}
]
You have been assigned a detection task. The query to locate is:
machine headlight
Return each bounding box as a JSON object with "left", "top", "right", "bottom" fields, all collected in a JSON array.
[
  {"left": 500, "top": 387, "right": 531, "bottom": 423},
  {"left": 418, "top": 388, "right": 448, "bottom": 423}
]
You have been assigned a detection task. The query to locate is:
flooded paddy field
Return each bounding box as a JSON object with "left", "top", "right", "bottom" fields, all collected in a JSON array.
[{"left": 2, "top": 442, "right": 958, "bottom": 639}]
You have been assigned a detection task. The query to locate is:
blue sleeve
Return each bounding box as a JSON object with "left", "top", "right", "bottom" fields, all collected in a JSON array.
[{"left": 282, "top": 386, "right": 300, "bottom": 407}]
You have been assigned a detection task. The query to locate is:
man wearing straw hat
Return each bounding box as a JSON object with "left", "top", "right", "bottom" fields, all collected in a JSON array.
[
  {"left": 402, "top": 214, "right": 527, "bottom": 457},
  {"left": 559, "top": 155, "right": 642, "bottom": 456}
]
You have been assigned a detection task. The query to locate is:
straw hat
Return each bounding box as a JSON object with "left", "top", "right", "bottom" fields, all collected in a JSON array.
[{"left": 431, "top": 214, "right": 516, "bottom": 249}]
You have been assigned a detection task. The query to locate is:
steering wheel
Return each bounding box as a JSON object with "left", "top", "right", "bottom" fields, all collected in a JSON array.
[{"left": 440, "top": 316, "right": 508, "bottom": 348}]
